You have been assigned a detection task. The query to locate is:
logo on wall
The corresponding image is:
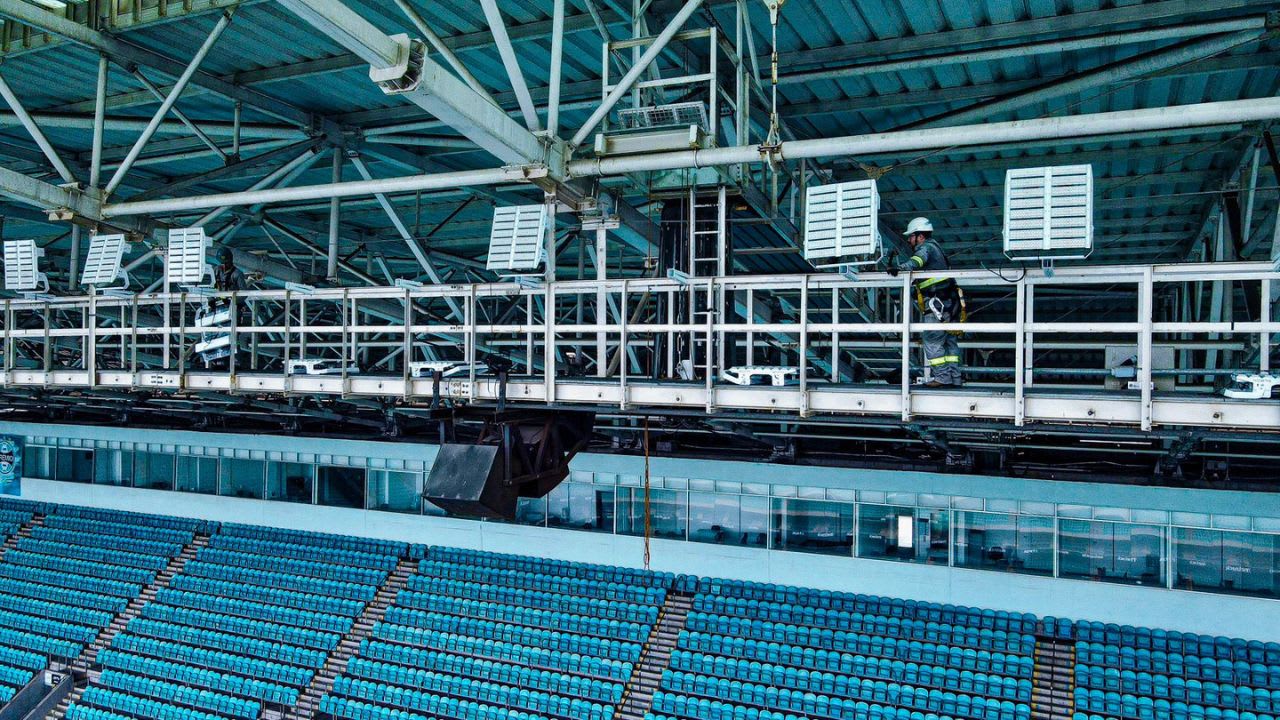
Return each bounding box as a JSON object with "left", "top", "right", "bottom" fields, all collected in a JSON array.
[{"left": 0, "top": 436, "right": 21, "bottom": 496}]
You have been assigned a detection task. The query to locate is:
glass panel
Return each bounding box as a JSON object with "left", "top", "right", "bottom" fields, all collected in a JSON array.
[
  {"left": 133, "top": 452, "right": 174, "bottom": 490},
  {"left": 774, "top": 498, "right": 853, "bottom": 556},
  {"left": 1173, "top": 528, "right": 1280, "bottom": 599},
  {"left": 545, "top": 481, "right": 614, "bottom": 532},
  {"left": 618, "top": 488, "right": 688, "bottom": 540},
  {"left": 317, "top": 466, "right": 365, "bottom": 508},
  {"left": 219, "top": 458, "right": 265, "bottom": 499},
  {"left": 93, "top": 449, "right": 132, "bottom": 486},
  {"left": 513, "top": 497, "right": 547, "bottom": 527},
  {"left": 366, "top": 470, "right": 420, "bottom": 513},
  {"left": 954, "top": 511, "right": 1053, "bottom": 576},
  {"left": 23, "top": 446, "right": 52, "bottom": 480},
  {"left": 267, "top": 462, "right": 314, "bottom": 504},
  {"left": 176, "top": 456, "right": 217, "bottom": 494},
  {"left": 1059, "top": 519, "right": 1165, "bottom": 587},
  {"left": 856, "top": 505, "right": 947, "bottom": 564},
  {"left": 688, "top": 492, "right": 766, "bottom": 547}
]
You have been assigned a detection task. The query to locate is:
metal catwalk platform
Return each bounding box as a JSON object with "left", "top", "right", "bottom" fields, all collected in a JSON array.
[{"left": 1, "top": 261, "right": 1276, "bottom": 432}]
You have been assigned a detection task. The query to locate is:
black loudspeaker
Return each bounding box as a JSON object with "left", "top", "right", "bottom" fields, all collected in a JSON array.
[{"left": 424, "top": 444, "right": 518, "bottom": 520}]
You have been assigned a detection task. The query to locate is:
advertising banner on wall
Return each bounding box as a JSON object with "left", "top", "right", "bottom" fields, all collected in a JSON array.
[{"left": 0, "top": 436, "right": 21, "bottom": 496}]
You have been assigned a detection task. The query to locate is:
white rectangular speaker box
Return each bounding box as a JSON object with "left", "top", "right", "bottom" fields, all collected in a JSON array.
[
  {"left": 486, "top": 204, "right": 548, "bottom": 272},
  {"left": 1003, "top": 164, "right": 1093, "bottom": 260},
  {"left": 3, "top": 239, "right": 45, "bottom": 292},
  {"left": 167, "top": 227, "right": 209, "bottom": 285},
  {"left": 81, "top": 233, "right": 127, "bottom": 287},
  {"left": 803, "top": 180, "right": 880, "bottom": 266}
]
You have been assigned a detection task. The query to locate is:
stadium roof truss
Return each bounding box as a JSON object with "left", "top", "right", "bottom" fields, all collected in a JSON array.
[{"left": 0, "top": 0, "right": 1278, "bottom": 454}]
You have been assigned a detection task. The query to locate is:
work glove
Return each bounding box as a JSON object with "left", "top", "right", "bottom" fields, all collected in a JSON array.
[{"left": 887, "top": 266, "right": 900, "bottom": 277}]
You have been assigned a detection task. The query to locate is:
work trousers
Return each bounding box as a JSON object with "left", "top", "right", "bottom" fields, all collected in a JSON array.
[{"left": 921, "top": 296, "right": 962, "bottom": 385}]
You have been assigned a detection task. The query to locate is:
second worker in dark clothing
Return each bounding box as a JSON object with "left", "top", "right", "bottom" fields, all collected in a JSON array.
[{"left": 888, "top": 217, "right": 964, "bottom": 387}]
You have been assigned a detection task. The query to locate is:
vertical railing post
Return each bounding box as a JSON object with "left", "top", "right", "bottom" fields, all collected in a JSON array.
[
  {"left": 620, "top": 279, "right": 630, "bottom": 410},
  {"left": 1014, "top": 280, "right": 1027, "bottom": 427},
  {"left": 1140, "top": 267, "right": 1154, "bottom": 431},
  {"left": 799, "top": 275, "right": 809, "bottom": 417},
  {"left": 1260, "top": 278, "right": 1271, "bottom": 373},
  {"left": 900, "top": 275, "right": 912, "bottom": 422},
  {"left": 544, "top": 284, "right": 555, "bottom": 403}
]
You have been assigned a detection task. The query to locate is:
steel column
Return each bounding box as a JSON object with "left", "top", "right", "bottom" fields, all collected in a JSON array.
[
  {"left": 90, "top": 54, "right": 108, "bottom": 188},
  {"left": 327, "top": 147, "right": 343, "bottom": 282}
]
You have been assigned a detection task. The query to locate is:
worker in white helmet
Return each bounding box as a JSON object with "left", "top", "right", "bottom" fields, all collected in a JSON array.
[{"left": 887, "top": 217, "right": 964, "bottom": 387}]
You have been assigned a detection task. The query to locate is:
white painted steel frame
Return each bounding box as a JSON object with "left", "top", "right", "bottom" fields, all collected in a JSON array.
[{"left": 1, "top": 262, "right": 1278, "bottom": 431}]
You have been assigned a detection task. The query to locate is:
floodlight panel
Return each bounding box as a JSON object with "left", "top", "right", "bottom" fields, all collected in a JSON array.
[
  {"left": 167, "top": 227, "right": 209, "bottom": 285},
  {"left": 81, "top": 233, "right": 127, "bottom": 286},
  {"left": 486, "top": 205, "right": 548, "bottom": 272},
  {"left": 1003, "top": 164, "right": 1093, "bottom": 258},
  {"left": 803, "top": 180, "right": 880, "bottom": 263},
  {"left": 3, "top": 240, "right": 42, "bottom": 292}
]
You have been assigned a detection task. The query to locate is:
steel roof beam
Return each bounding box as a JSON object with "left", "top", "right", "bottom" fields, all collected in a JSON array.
[
  {"left": 0, "top": 112, "right": 305, "bottom": 139},
  {"left": 914, "top": 29, "right": 1272, "bottom": 129},
  {"left": 774, "top": 0, "right": 1270, "bottom": 75},
  {"left": 479, "top": 0, "right": 542, "bottom": 132},
  {"left": 0, "top": 0, "right": 312, "bottom": 128},
  {"left": 276, "top": 0, "right": 545, "bottom": 167},
  {"left": 0, "top": 71, "right": 75, "bottom": 183}
]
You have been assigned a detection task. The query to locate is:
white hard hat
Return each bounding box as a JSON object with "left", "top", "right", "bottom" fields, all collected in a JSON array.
[{"left": 903, "top": 217, "right": 934, "bottom": 235}]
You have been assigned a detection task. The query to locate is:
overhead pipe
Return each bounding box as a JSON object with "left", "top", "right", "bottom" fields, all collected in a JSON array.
[
  {"left": 0, "top": 113, "right": 303, "bottom": 139},
  {"left": 103, "top": 97, "right": 1280, "bottom": 216}
]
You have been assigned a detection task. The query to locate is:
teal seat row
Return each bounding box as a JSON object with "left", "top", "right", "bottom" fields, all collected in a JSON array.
[
  {"left": 198, "top": 547, "right": 387, "bottom": 586},
  {"left": 320, "top": 694, "right": 549, "bottom": 720},
  {"left": 343, "top": 657, "right": 614, "bottom": 719},
  {"left": 358, "top": 639, "right": 624, "bottom": 704},
  {"left": 696, "top": 579, "right": 1038, "bottom": 636},
  {"left": 662, "top": 669, "right": 1030, "bottom": 720},
  {"left": 651, "top": 691, "right": 950, "bottom": 720},
  {"left": 30, "top": 527, "right": 183, "bottom": 558},
  {"left": 42, "top": 515, "right": 193, "bottom": 545},
  {"left": 127, "top": 618, "right": 328, "bottom": 669},
  {"left": 112, "top": 633, "right": 314, "bottom": 688},
  {"left": 218, "top": 523, "right": 405, "bottom": 556},
  {"left": 184, "top": 560, "right": 376, "bottom": 601},
  {"left": 0, "top": 644, "right": 48, "bottom": 671},
  {"left": 371, "top": 622, "right": 633, "bottom": 682},
  {"left": 428, "top": 547, "right": 672, "bottom": 590},
  {"left": 4, "top": 549, "right": 156, "bottom": 587},
  {"left": 677, "top": 629, "right": 1032, "bottom": 680},
  {"left": 397, "top": 589, "right": 653, "bottom": 640},
  {"left": 0, "top": 663, "right": 34, "bottom": 690},
  {"left": 686, "top": 611, "right": 1034, "bottom": 656},
  {"left": 170, "top": 574, "right": 365, "bottom": 618},
  {"left": 332, "top": 675, "right": 604, "bottom": 720},
  {"left": 1078, "top": 643, "right": 1280, "bottom": 689},
  {"left": 384, "top": 606, "right": 642, "bottom": 663},
  {"left": 141, "top": 602, "right": 339, "bottom": 651},
  {"left": 0, "top": 626, "right": 81, "bottom": 662},
  {"left": 70, "top": 690, "right": 226, "bottom": 720},
  {"left": 1075, "top": 687, "right": 1277, "bottom": 720},
  {"left": 417, "top": 561, "right": 664, "bottom": 605},
  {"left": 97, "top": 668, "right": 260, "bottom": 719},
  {"left": 98, "top": 648, "right": 300, "bottom": 706},
  {"left": 671, "top": 649, "right": 1032, "bottom": 703},
  {"left": 1076, "top": 665, "right": 1280, "bottom": 713},
  {"left": 54, "top": 506, "right": 207, "bottom": 534},
  {"left": 18, "top": 537, "right": 170, "bottom": 570},
  {"left": 156, "top": 587, "right": 353, "bottom": 634},
  {"left": 0, "top": 607, "right": 98, "bottom": 644},
  {"left": 0, "top": 576, "right": 127, "bottom": 614},
  {"left": 406, "top": 575, "right": 659, "bottom": 624},
  {"left": 0, "top": 592, "right": 114, "bottom": 631},
  {"left": 207, "top": 534, "right": 399, "bottom": 571}
]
